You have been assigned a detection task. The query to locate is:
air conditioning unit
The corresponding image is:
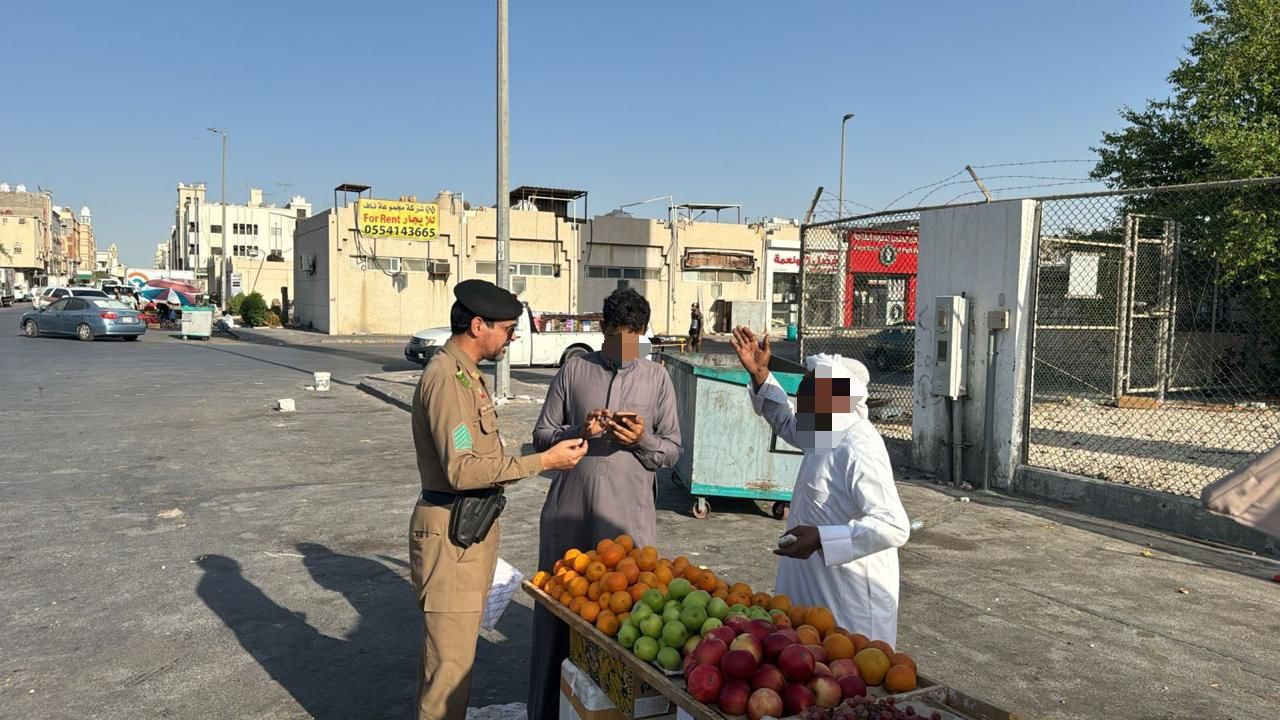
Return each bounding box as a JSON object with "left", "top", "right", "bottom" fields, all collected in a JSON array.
[
  {"left": 885, "top": 300, "right": 906, "bottom": 324},
  {"left": 428, "top": 260, "right": 451, "bottom": 275}
]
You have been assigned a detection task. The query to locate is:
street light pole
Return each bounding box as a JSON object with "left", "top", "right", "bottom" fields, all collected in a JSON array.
[
  {"left": 207, "top": 127, "right": 228, "bottom": 309},
  {"left": 494, "top": 0, "right": 511, "bottom": 399},
  {"left": 838, "top": 112, "right": 854, "bottom": 218}
]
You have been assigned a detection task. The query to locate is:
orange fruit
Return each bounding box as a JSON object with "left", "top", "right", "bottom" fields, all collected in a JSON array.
[
  {"left": 788, "top": 605, "right": 809, "bottom": 627},
  {"left": 585, "top": 562, "right": 607, "bottom": 583},
  {"left": 716, "top": 580, "right": 729, "bottom": 594},
  {"left": 552, "top": 560, "right": 566, "bottom": 574},
  {"left": 602, "top": 572, "right": 628, "bottom": 593},
  {"left": 823, "top": 633, "right": 855, "bottom": 661},
  {"left": 596, "top": 538, "right": 616, "bottom": 554},
  {"left": 726, "top": 593, "right": 749, "bottom": 608},
  {"left": 869, "top": 640, "right": 894, "bottom": 657},
  {"left": 532, "top": 571, "right": 551, "bottom": 589},
  {"left": 596, "top": 612, "right": 619, "bottom": 637},
  {"left": 572, "top": 553, "right": 591, "bottom": 574},
  {"left": 616, "top": 611, "right": 630, "bottom": 626},
  {"left": 569, "top": 577, "right": 589, "bottom": 598},
  {"left": 545, "top": 581, "right": 561, "bottom": 599},
  {"left": 614, "top": 534, "right": 635, "bottom": 553},
  {"left": 559, "top": 591, "right": 573, "bottom": 606},
  {"left": 751, "top": 593, "right": 772, "bottom": 608},
  {"left": 629, "top": 583, "right": 651, "bottom": 602},
  {"left": 637, "top": 548, "right": 658, "bottom": 572},
  {"left": 570, "top": 596, "right": 588, "bottom": 614},
  {"left": 884, "top": 664, "right": 917, "bottom": 693},
  {"left": 563, "top": 548, "right": 583, "bottom": 563},
  {"left": 795, "top": 625, "right": 822, "bottom": 646},
  {"left": 672, "top": 556, "right": 689, "bottom": 571},
  {"left": 599, "top": 544, "right": 625, "bottom": 569},
  {"left": 655, "top": 563, "right": 675, "bottom": 586},
  {"left": 849, "top": 633, "right": 871, "bottom": 653},
  {"left": 697, "top": 571, "right": 718, "bottom": 592},
  {"left": 681, "top": 565, "right": 702, "bottom": 584},
  {"left": 598, "top": 591, "right": 612, "bottom": 609},
  {"left": 617, "top": 560, "right": 640, "bottom": 585},
  {"left": 557, "top": 569, "right": 579, "bottom": 583},
  {"left": 587, "top": 550, "right": 600, "bottom": 563},
  {"left": 637, "top": 571, "right": 658, "bottom": 588},
  {"left": 579, "top": 600, "right": 601, "bottom": 623},
  {"left": 587, "top": 581, "right": 603, "bottom": 602},
  {"left": 609, "top": 592, "right": 633, "bottom": 614},
  {"left": 712, "top": 588, "right": 729, "bottom": 600},
  {"left": 890, "top": 653, "right": 917, "bottom": 672},
  {"left": 768, "top": 594, "right": 792, "bottom": 612},
  {"left": 657, "top": 582, "right": 669, "bottom": 595},
  {"left": 769, "top": 610, "right": 792, "bottom": 627},
  {"left": 803, "top": 607, "right": 835, "bottom": 637},
  {"left": 853, "top": 648, "right": 891, "bottom": 686}
]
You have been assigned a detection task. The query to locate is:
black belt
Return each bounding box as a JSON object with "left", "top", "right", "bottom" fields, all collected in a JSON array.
[{"left": 420, "top": 489, "right": 457, "bottom": 506}]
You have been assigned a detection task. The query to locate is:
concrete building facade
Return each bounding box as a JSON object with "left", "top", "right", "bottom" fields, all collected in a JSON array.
[{"left": 0, "top": 185, "right": 60, "bottom": 287}]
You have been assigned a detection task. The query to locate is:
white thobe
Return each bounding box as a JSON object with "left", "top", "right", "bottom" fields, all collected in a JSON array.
[{"left": 750, "top": 373, "right": 911, "bottom": 646}]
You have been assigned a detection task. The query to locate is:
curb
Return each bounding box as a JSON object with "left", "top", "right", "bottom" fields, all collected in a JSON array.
[{"left": 358, "top": 379, "right": 413, "bottom": 413}]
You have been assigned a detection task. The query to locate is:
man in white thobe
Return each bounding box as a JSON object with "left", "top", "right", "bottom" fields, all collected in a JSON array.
[{"left": 731, "top": 326, "right": 911, "bottom": 646}]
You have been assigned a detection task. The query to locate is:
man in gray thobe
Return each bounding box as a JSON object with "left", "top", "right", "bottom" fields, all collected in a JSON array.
[{"left": 527, "top": 288, "right": 682, "bottom": 720}]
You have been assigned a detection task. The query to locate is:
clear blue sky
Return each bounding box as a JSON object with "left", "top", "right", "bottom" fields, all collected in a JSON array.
[{"left": 1, "top": 1, "right": 1200, "bottom": 266}]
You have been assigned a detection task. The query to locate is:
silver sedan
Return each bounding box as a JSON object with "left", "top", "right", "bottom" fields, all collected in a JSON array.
[{"left": 20, "top": 297, "right": 146, "bottom": 341}]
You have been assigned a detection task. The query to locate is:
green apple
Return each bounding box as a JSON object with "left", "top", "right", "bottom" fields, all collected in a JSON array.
[
  {"left": 700, "top": 617, "right": 723, "bottom": 636},
  {"left": 617, "top": 624, "right": 640, "bottom": 649},
  {"left": 683, "top": 635, "right": 702, "bottom": 655},
  {"left": 641, "top": 589, "right": 666, "bottom": 613},
  {"left": 668, "top": 578, "right": 693, "bottom": 601},
  {"left": 729, "top": 604, "right": 750, "bottom": 616},
  {"left": 630, "top": 603, "right": 653, "bottom": 624},
  {"left": 680, "top": 605, "right": 708, "bottom": 633},
  {"left": 657, "top": 646, "right": 682, "bottom": 671},
  {"left": 639, "top": 614, "right": 664, "bottom": 639},
  {"left": 706, "top": 597, "right": 730, "bottom": 620},
  {"left": 683, "top": 590, "right": 711, "bottom": 609},
  {"left": 662, "top": 605, "right": 683, "bottom": 624},
  {"left": 634, "top": 636, "right": 660, "bottom": 662},
  {"left": 661, "top": 620, "right": 688, "bottom": 649}
]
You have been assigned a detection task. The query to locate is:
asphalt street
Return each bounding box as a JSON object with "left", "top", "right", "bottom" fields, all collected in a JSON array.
[{"left": 2, "top": 304, "right": 1277, "bottom": 720}]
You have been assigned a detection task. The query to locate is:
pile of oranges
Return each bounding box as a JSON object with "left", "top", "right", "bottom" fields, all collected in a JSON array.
[{"left": 529, "top": 534, "right": 917, "bottom": 694}]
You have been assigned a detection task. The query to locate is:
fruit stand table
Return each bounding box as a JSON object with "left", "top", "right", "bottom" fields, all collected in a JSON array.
[{"left": 523, "top": 582, "right": 1022, "bottom": 720}]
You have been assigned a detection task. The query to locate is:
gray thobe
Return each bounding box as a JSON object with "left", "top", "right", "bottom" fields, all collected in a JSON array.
[{"left": 527, "top": 352, "right": 682, "bottom": 720}]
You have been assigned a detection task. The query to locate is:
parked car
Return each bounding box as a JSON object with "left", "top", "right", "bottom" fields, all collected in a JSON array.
[
  {"left": 863, "top": 321, "right": 915, "bottom": 371},
  {"left": 14, "top": 283, "right": 29, "bottom": 302},
  {"left": 33, "top": 286, "right": 110, "bottom": 310},
  {"left": 405, "top": 304, "right": 603, "bottom": 367},
  {"left": 20, "top": 297, "right": 146, "bottom": 341}
]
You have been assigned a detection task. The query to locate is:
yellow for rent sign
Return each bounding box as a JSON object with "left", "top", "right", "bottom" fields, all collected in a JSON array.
[{"left": 356, "top": 198, "right": 439, "bottom": 240}]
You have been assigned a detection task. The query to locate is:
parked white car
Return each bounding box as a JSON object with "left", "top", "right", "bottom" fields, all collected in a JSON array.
[
  {"left": 405, "top": 304, "right": 604, "bottom": 367},
  {"left": 34, "top": 286, "right": 110, "bottom": 309}
]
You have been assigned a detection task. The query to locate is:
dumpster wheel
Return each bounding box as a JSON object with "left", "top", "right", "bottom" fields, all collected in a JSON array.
[
  {"left": 692, "top": 497, "right": 710, "bottom": 519},
  {"left": 771, "top": 501, "right": 790, "bottom": 521}
]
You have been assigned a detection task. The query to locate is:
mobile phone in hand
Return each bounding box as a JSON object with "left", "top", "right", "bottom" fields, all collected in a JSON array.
[
  {"left": 612, "top": 411, "right": 639, "bottom": 424},
  {"left": 777, "top": 533, "right": 798, "bottom": 548}
]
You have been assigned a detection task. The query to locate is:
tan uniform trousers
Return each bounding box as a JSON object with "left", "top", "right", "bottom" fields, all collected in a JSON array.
[{"left": 410, "top": 502, "right": 500, "bottom": 720}]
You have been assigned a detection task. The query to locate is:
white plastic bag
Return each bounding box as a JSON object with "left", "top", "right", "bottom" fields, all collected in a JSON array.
[{"left": 482, "top": 557, "right": 523, "bottom": 630}]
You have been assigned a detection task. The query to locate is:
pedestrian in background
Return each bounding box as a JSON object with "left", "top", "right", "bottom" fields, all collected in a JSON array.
[
  {"left": 410, "top": 279, "right": 587, "bottom": 720},
  {"left": 526, "top": 288, "right": 683, "bottom": 720},
  {"left": 689, "top": 302, "right": 705, "bottom": 351}
]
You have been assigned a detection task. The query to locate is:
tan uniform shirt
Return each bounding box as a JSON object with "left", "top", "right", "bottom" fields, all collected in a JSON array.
[{"left": 412, "top": 338, "right": 544, "bottom": 493}]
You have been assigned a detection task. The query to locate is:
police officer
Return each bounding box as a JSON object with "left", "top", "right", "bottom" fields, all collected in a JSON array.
[{"left": 410, "top": 279, "right": 587, "bottom": 720}]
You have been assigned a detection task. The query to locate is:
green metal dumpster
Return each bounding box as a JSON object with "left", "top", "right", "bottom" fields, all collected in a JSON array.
[
  {"left": 180, "top": 305, "right": 213, "bottom": 340},
  {"left": 664, "top": 353, "right": 808, "bottom": 519}
]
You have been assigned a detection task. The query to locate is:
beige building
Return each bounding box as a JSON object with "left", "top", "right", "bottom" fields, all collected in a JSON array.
[
  {"left": 294, "top": 185, "right": 584, "bottom": 336},
  {"left": 0, "top": 185, "right": 60, "bottom": 287},
  {"left": 580, "top": 207, "right": 766, "bottom": 334}
]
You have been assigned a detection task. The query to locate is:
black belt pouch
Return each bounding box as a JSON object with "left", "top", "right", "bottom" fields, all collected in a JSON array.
[{"left": 447, "top": 487, "right": 506, "bottom": 549}]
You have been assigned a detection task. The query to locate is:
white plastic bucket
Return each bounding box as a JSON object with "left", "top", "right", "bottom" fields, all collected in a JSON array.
[{"left": 313, "top": 371, "right": 331, "bottom": 392}]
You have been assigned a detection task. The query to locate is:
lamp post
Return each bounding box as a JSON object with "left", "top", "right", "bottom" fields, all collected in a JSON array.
[
  {"left": 207, "top": 127, "right": 228, "bottom": 308},
  {"left": 495, "top": 0, "right": 511, "bottom": 399},
  {"left": 838, "top": 112, "right": 854, "bottom": 218}
]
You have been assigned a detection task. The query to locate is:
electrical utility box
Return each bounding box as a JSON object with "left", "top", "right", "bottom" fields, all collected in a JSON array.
[{"left": 931, "top": 295, "right": 969, "bottom": 398}]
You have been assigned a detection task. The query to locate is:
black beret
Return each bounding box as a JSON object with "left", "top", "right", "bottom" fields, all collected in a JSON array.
[{"left": 454, "top": 279, "right": 523, "bottom": 321}]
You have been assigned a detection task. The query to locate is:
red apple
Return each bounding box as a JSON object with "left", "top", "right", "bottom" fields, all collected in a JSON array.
[
  {"left": 805, "top": 644, "right": 828, "bottom": 665},
  {"left": 769, "top": 609, "right": 792, "bottom": 628},
  {"left": 777, "top": 644, "right": 816, "bottom": 683},
  {"left": 747, "top": 688, "right": 783, "bottom": 720},
  {"left": 693, "top": 638, "right": 728, "bottom": 668},
  {"left": 782, "top": 683, "right": 815, "bottom": 716},
  {"left": 774, "top": 628, "right": 799, "bottom": 644},
  {"left": 762, "top": 632, "right": 795, "bottom": 662},
  {"left": 683, "top": 654, "right": 697, "bottom": 681},
  {"left": 720, "top": 649, "right": 759, "bottom": 681},
  {"left": 687, "top": 665, "right": 723, "bottom": 704},
  {"left": 718, "top": 679, "right": 752, "bottom": 716},
  {"left": 750, "top": 663, "right": 786, "bottom": 693},
  {"left": 746, "top": 619, "right": 775, "bottom": 643},
  {"left": 837, "top": 673, "right": 868, "bottom": 700},
  {"left": 707, "top": 626, "right": 738, "bottom": 648},
  {"left": 730, "top": 633, "right": 763, "bottom": 664},
  {"left": 813, "top": 662, "right": 832, "bottom": 677},
  {"left": 807, "top": 675, "right": 842, "bottom": 708},
  {"left": 723, "top": 614, "right": 751, "bottom": 634},
  {"left": 828, "top": 659, "right": 859, "bottom": 680}
]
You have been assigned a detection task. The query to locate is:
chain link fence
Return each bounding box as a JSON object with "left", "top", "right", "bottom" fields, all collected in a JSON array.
[
  {"left": 799, "top": 210, "right": 924, "bottom": 442},
  {"left": 1026, "top": 177, "right": 1280, "bottom": 496}
]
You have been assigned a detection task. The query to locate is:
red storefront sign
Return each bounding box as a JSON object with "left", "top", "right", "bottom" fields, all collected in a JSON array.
[{"left": 844, "top": 229, "right": 919, "bottom": 326}]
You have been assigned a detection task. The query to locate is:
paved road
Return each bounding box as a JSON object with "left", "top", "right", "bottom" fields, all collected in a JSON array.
[{"left": 3, "top": 304, "right": 1278, "bottom": 720}]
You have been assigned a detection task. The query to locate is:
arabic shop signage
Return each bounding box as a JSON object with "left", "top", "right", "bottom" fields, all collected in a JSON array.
[{"left": 356, "top": 198, "right": 439, "bottom": 240}]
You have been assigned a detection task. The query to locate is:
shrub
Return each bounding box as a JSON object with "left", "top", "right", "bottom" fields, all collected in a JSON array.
[
  {"left": 228, "top": 292, "right": 246, "bottom": 315},
  {"left": 240, "top": 292, "right": 269, "bottom": 327}
]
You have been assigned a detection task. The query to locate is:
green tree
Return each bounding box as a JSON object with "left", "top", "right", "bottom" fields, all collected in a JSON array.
[
  {"left": 240, "top": 292, "right": 269, "bottom": 327},
  {"left": 1092, "top": 0, "right": 1280, "bottom": 291}
]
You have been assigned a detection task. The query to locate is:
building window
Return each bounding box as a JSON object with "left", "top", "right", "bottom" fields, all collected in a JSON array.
[
  {"left": 252, "top": 224, "right": 259, "bottom": 235},
  {"left": 351, "top": 255, "right": 400, "bottom": 272},
  {"left": 401, "top": 258, "right": 428, "bottom": 273},
  {"left": 296, "top": 209, "right": 306, "bottom": 219},
  {"left": 681, "top": 269, "right": 749, "bottom": 283},
  {"left": 187, "top": 221, "right": 197, "bottom": 232},
  {"left": 512, "top": 277, "right": 527, "bottom": 295},
  {"left": 587, "top": 265, "right": 659, "bottom": 280},
  {"left": 475, "top": 261, "right": 555, "bottom": 277},
  {"left": 211, "top": 224, "right": 222, "bottom": 234},
  {"left": 617, "top": 279, "right": 630, "bottom": 291}
]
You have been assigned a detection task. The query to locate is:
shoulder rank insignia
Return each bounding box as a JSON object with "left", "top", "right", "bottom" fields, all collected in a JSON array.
[
  {"left": 452, "top": 423, "right": 473, "bottom": 451},
  {"left": 455, "top": 370, "right": 472, "bottom": 389}
]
